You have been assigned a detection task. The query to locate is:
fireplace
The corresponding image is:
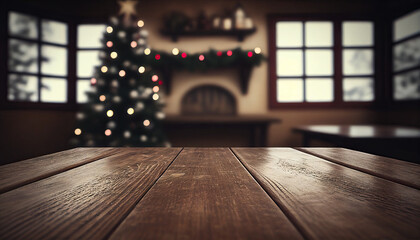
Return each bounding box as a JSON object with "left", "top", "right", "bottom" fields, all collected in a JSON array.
[{"left": 163, "top": 84, "right": 280, "bottom": 147}]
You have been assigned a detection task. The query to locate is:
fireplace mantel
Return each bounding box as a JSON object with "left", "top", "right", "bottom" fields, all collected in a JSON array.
[{"left": 163, "top": 115, "right": 281, "bottom": 147}]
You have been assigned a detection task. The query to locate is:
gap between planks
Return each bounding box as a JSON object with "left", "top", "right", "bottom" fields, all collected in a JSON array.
[
  {"left": 294, "top": 147, "right": 420, "bottom": 190},
  {"left": 0, "top": 148, "right": 120, "bottom": 194},
  {"left": 103, "top": 147, "right": 184, "bottom": 240},
  {"left": 228, "top": 147, "right": 310, "bottom": 240}
]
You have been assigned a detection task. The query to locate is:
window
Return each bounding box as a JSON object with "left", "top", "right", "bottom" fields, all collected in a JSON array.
[
  {"left": 7, "top": 11, "right": 68, "bottom": 103},
  {"left": 269, "top": 16, "right": 375, "bottom": 108},
  {"left": 392, "top": 9, "right": 420, "bottom": 101},
  {"left": 76, "top": 24, "right": 106, "bottom": 103}
]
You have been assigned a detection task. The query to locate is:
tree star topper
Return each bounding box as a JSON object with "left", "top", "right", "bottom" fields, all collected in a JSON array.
[{"left": 118, "top": 0, "right": 137, "bottom": 24}]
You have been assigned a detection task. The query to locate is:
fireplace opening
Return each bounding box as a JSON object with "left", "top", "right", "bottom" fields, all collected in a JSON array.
[{"left": 181, "top": 85, "right": 237, "bottom": 115}]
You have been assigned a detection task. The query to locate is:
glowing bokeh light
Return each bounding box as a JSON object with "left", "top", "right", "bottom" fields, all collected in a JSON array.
[
  {"left": 130, "top": 41, "right": 137, "bottom": 48},
  {"left": 99, "top": 95, "right": 106, "bottom": 101},
  {"left": 247, "top": 51, "right": 253, "bottom": 57},
  {"left": 107, "top": 110, "right": 114, "bottom": 117},
  {"left": 137, "top": 20, "right": 144, "bottom": 27},
  {"left": 106, "top": 41, "right": 113, "bottom": 47},
  {"left": 110, "top": 52, "right": 118, "bottom": 59},
  {"left": 144, "top": 48, "right": 151, "bottom": 55},
  {"left": 153, "top": 86, "right": 159, "bottom": 92},
  {"left": 254, "top": 47, "right": 262, "bottom": 54},
  {"left": 101, "top": 66, "right": 108, "bottom": 73},
  {"left": 106, "top": 26, "right": 113, "bottom": 33},
  {"left": 181, "top": 52, "right": 187, "bottom": 58},
  {"left": 152, "top": 75, "right": 158, "bottom": 82},
  {"left": 199, "top": 55, "right": 205, "bottom": 61},
  {"left": 74, "top": 128, "right": 82, "bottom": 135},
  {"left": 217, "top": 51, "right": 222, "bottom": 56},
  {"left": 105, "top": 129, "right": 112, "bottom": 136},
  {"left": 227, "top": 50, "right": 233, "bottom": 56},
  {"left": 127, "top": 108, "right": 134, "bottom": 115},
  {"left": 155, "top": 54, "right": 161, "bottom": 60},
  {"left": 143, "top": 119, "right": 150, "bottom": 127},
  {"left": 90, "top": 78, "right": 97, "bottom": 85},
  {"left": 138, "top": 66, "right": 145, "bottom": 73},
  {"left": 119, "top": 70, "right": 126, "bottom": 77},
  {"left": 152, "top": 93, "right": 159, "bottom": 100},
  {"left": 172, "top": 48, "right": 179, "bottom": 55}
]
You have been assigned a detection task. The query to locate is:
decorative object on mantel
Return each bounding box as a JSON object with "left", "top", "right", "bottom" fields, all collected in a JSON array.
[
  {"left": 161, "top": 5, "right": 256, "bottom": 42},
  {"left": 139, "top": 47, "right": 264, "bottom": 95}
]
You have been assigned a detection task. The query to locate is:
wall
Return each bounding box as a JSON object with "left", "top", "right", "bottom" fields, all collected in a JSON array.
[
  {"left": 1, "top": 0, "right": 419, "bottom": 164},
  {"left": 139, "top": 0, "right": 386, "bottom": 147}
]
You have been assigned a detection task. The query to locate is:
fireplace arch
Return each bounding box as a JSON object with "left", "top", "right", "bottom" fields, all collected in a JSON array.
[{"left": 181, "top": 85, "right": 237, "bottom": 115}]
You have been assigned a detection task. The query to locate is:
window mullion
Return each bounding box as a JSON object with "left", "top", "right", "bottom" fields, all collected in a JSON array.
[
  {"left": 37, "top": 17, "right": 42, "bottom": 103},
  {"left": 333, "top": 20, "right": 343, "bottom": 104}
]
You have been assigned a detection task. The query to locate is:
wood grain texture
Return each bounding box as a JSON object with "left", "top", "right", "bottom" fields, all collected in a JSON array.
[
  {"left": 0, "top": 148, "right": 182, "bottom": 240},
  {"left": 0, "top": 147, "right": 119, "bottom": 193},
  {"left": 232, "top": 147, "right": 420, "bottom": 240},
  {"left": 110, "top": 148, "right": 303, "bottom": 240},
  {"left": 297, "top": 147, "right": 420, "bottom": 190}
]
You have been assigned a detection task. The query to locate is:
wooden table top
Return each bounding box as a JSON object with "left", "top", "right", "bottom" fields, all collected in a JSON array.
[
  {"left": 0, "top": 147, "right": 419, "bottom": 239},
  {"left": 294, "top": 124, "right": 420, "bottom": 139}
]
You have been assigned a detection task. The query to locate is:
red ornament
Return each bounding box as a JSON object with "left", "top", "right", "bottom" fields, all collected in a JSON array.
[
  {"left": 199, "top": 54, "right": 205, "bottom": 61},
  {"left": 247, "top": 51, "right": 253, "bottom": 57},
  {"left": 158, "top": 80, "right": 163, "bottom": 85},
  {"left": 155, "top": 54, "right": 161, "bottom": 60},
  {"left": 217, "top": 51, "right": 222, "bottom": 56},
  {"left": 181, "top": 52, "right": 187, "bottom": 58},
  {"left": 227, "top": 50, "right": 233, "bottom": 56}
]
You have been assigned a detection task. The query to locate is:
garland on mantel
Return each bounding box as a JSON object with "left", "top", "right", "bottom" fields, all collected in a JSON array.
[{"left": 137, "top": 47, "right": 265, "bottom": 71}]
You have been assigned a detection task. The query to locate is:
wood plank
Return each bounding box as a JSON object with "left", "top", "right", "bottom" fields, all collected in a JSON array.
[
  {"left": 232, "top": 147, "right": 420, "bottom": 240},
  {"left": 0, "top": 147, "right": 119, "bottom": 193},
  {"left": 297, "top": 147, "right": 420, "bottom": 190},
  {"left": 0, "top": 148, "right": 182, "bottom": 240},
  {"left": 110, "top": 148, "right": 303, "bottom": 240}
]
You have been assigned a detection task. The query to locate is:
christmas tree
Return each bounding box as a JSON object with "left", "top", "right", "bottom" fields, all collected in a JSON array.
[{"left": 72, "top": 0, "right": 167, "bottom": 147}]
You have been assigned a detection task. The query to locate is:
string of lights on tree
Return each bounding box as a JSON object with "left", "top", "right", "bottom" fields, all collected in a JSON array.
[{"left": 72, "top": 0, "right": 167, "bottom": 147}]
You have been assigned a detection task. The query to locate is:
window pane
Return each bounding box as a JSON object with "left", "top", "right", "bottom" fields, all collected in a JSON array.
[
  {"left": 77, "top": 50, "right": 102, "bottom": 78},
  {"left": 276, "top": 22, "right": 302, "bottom": 47},
  {"left": 41, "top": 77, "right": 67, "bottom": 103},
  {"left": 277, "top": 79, "right": 303, "bottom": 102},
  {"left": 276, "top": 50, "right": 303, "bottom": 76},
  {"left": 77, "top": 80, "right": 93, "bottom": 103},
  {"left": 42, "top": 20, "right": 68, "bottom": 45},
  {"left": 394, "top": 9, "right": 420, "bottom": 41},
  {"left": 393, "top": 37, "right": 420, "bottom": 72},
  {"left": 77, "top": 24, "right": 106, "bottom": 48},
  {"left": 8, "top": 39, "right": 38, "bottom": 73},
  {"left": 394, "top": 70, "right": 420, "bottom": 100},
  {"left": 343, "top": 49, "right": 374, "bottom": 75},
  {"left": 8, "top": 74, "right": 38, "bottom": 102},
  {"left": 41, "top": 45, "right": 67, "bottom": 76},
  {"left": 343, "top": 78, "right": 374, "bottom": 101},
  {"left": 305, "top": 50, "right": 333, "bottom": 76},
  {"left": 305, "top": 22, "right": 333, "bottom": 47},
  {"left": 343, "top": 22, "right": 374, "bottom": 46},
  {"left": 306, "top": 78, "right": 334, "bottom": 102},
  {"left": 8, "top": 12, "right": 38, "bottom": 39}
]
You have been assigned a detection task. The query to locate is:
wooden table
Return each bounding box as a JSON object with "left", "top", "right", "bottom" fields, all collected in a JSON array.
[
  {"left": 294, "top": 125, "right": 420, "bottom": 163},
  {"left": 0, "top": 147, "right": 419, "bottom": 239}
]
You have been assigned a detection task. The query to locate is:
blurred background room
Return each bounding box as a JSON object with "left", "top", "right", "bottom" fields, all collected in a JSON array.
[{"left": 0, "top": 0, "right": 419, "bottom": 165}]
